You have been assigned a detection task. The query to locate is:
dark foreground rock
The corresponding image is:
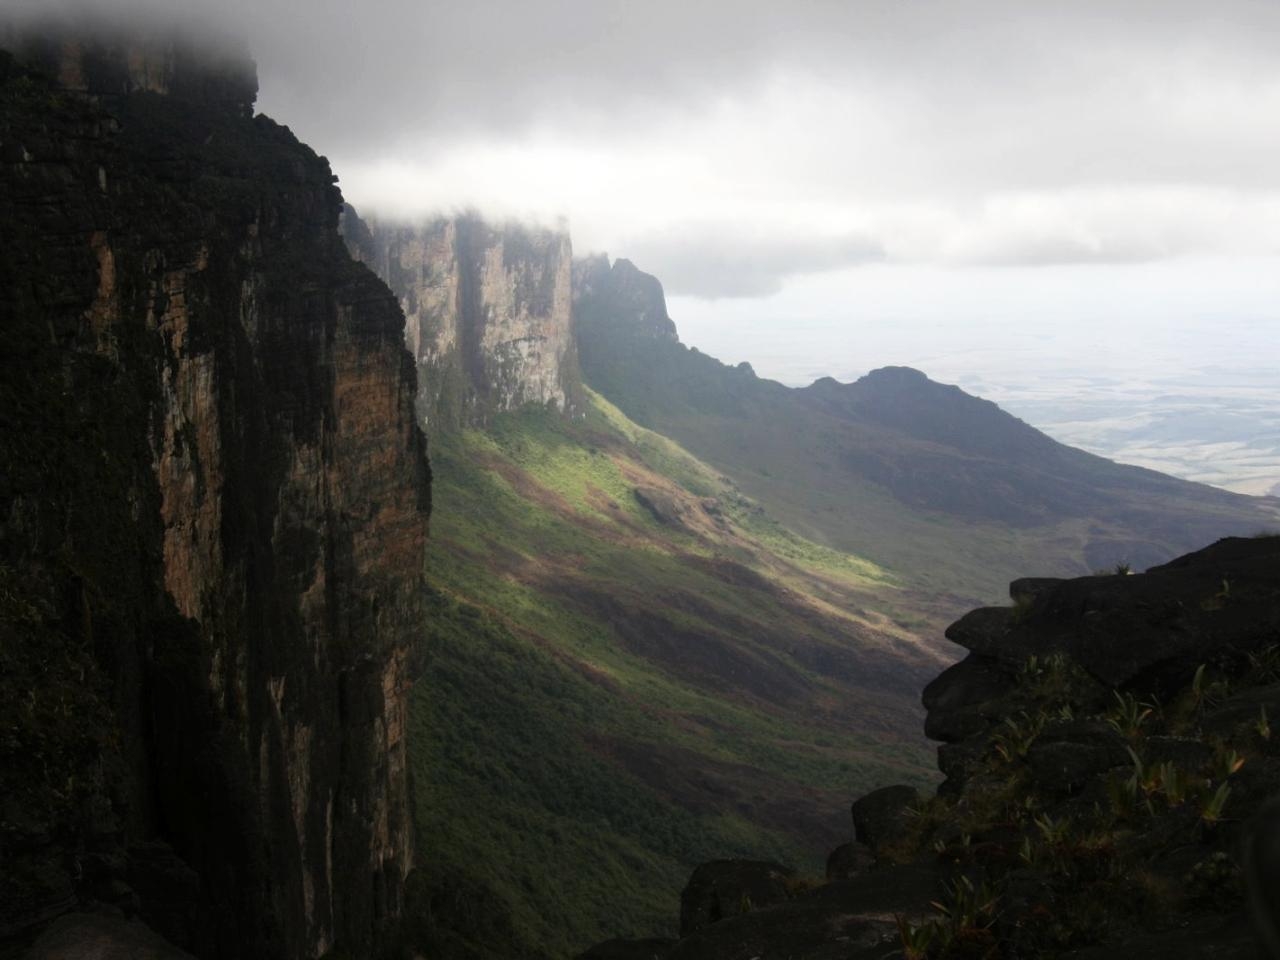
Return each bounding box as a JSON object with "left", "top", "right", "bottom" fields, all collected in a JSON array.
[
  {"left": 24, "top": 913, "right": 197, "bottom": 960},
  {"left": 944, "top": 536, "right": 1280, "bottom": 688},
  {"left": 580, "top": 537, "right": 1280, "bottom": 959},
  {"left": 850, "top": 784, "right": 921, "bottom": 856},
  {"left": 574, "top": 937, "right": 678, "bottom": 960},
  {"left": 679, "top": 860, "right": 796, "bottom": 936},
  {"left": 668, "top": 866, "right": 938, "bottom": 960}
]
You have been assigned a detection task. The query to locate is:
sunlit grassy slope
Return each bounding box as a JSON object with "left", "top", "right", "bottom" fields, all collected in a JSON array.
[{"left": 408, "top": 389, "right": 948, "bottom": 957}]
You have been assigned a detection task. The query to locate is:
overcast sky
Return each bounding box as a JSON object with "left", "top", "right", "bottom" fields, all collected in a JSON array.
[{"left": 10, "top": 0, "right": 1280, "bottom": 396}]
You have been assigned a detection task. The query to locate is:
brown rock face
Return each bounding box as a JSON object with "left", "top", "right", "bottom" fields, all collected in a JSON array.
[
  {"left": 1, "top": 31, "right": 427, "bottom": 960},
  {"left": 343, "top": 208, "right": 583, "bottom": 428}
]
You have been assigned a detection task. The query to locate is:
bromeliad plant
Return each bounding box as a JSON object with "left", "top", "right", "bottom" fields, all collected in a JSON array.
[
  {"left": 1106, "top": 690, "right": 1155, "bottom": 741},
  {"left": 898, "top": 876, "right": 1003, "bottom": 960},
  {"left": 992, "top": 712, "right": 1046, "bottom": 765}
]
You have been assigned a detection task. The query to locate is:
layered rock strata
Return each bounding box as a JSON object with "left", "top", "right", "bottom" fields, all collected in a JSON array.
[{"left": 1, "top": 32, "right": 428, "bottom": 959}]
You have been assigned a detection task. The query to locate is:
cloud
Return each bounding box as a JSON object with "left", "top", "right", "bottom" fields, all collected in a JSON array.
[
  {"left": 8, "top": 0, "right": 1280, "bottom": 295},
  {"left": 934, "top": 188, "right": 1280, "bottom": 267},
  {"left": 616, "top": 225, "right": 884, "bottom": 299}
]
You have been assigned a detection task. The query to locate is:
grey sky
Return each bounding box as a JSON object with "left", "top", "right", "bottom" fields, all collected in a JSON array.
[{"left": 10, "top": 0, "right": 1280, "bottom": 296}]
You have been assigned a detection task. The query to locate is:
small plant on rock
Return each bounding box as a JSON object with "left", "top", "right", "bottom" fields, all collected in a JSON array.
[
  {"left": 992, "top": 712, "right": 1046, "bottom": 765},
  {"left": 896, "top": 913, "right": 937, "bottom": 960},
  {"left": 1106, "top": 690, "right": 1154, "bottom": 740},
  {"left": 928, "top": 875, "right": 1003, "bottom": 958},
  {"left": 1247, "top": 644, "right": 1280, "bottom": 684},
  {"left": 1199, "top": 781, "right": 1233, "bottom": 826}
]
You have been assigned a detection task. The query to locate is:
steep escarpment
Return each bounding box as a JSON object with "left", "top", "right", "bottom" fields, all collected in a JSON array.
[
  {"left": 580, "top": 535, "right": 1280, "bottom": 959},
  {"left": 343, "top": 209, "right": 583, "bottom": 429},
  {"left": 1, "top": 33, "right": 428, "bottom": 959}
]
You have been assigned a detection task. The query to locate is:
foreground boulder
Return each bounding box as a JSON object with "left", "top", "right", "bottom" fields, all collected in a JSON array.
[
  {"left": 679, "top": 860, "right": 796, "bottom": 936},
  {"left": 850, "top": 784, "right": 921, "bottom": 857}
]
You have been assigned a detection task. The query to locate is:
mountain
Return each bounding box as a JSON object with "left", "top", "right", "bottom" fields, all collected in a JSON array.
[
  {"left": 574, "top": 256, "right": 1279, "bottom": 601},
  {"left": 7, "top": 21, "right": 1277, "bottom": 960},
  {"left": 1, "top": 32, "right": 426, "bottom": 958},
  {"left": 338, "top": 224, "right": 1276, "bottom": 956}
]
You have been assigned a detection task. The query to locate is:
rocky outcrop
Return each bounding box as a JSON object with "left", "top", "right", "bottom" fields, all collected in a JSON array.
[
  {"left": 849, "top": 784, "right": 920, "bottom": 856},
  {"left": 579, "top": 536, "right": 1280, "bottom": 959},
  {"left": 679, "top": 861, "right": 795, "bottom": 936},
  {"left": 1, "top": 31, "right": 427, "bottom": 960},
  {"left": 343, "top": 209, "right": 583, "bottom": 428},
  {"left": 942, "top": 536, "right": 1280, "bottom": 689}
]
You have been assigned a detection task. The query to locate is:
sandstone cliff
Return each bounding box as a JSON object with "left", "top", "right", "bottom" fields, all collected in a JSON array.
[
  {"left": 1, "top": 32, "right": 428, "bottom": 959},
  {"left": 343, "top": 210, "right": 583, "bottom": 429}
]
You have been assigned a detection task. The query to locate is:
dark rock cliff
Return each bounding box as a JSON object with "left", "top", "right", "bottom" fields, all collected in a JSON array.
[
  {"left": 342, "top": 209, "right": 583, "bottom": 430},
  {"left": 1, "top": 31, "right": 428, "bottom": 959}
]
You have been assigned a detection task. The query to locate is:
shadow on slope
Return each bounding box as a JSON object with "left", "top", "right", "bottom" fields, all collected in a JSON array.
[{"left": 408, "top": 392, "right": 948, "bottom": 956}]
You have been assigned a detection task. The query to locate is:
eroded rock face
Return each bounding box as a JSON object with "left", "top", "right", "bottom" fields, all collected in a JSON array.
[
  {"left": 1, "top": 33, "right": 427, "bottom": 959},
  {"left": 343, "top": 209, "right": 583, "bottom": 428}
]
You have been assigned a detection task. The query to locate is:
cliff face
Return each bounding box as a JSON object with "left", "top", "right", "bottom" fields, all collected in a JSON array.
[
  {"left": 572, "top": 255, "right": 678, "bottom": 343},
  {"left": 343, "top": 210, "right": 582, "bottom": 429},
  {"left": 1, "top": 33, "right": 427, "bottom": 959}
]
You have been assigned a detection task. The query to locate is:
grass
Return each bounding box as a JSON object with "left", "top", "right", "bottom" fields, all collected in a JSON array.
[{"left": 407, "top": 394, "right": 944, "bottom": 956}]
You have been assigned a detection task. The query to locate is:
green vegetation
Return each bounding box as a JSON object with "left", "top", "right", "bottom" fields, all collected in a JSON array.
[
  {"left": 408, "top": 394, "right": 944, "bottom": 955},
  {"left": 891, "top": 653, "right": 1269, "bottom": 958}
]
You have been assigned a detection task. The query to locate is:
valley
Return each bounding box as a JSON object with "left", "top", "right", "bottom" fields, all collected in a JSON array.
[{"left": 407, "top": 392, "right": 946, "bottom": 954}]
